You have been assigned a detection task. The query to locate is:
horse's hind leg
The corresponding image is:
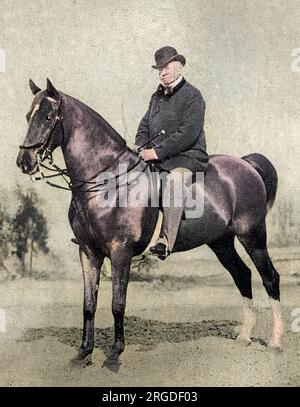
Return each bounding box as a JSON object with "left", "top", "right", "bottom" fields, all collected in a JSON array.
[
  {"left": 208, "top": 234, "right": 256, "bottom": 344},
  {"left": 71, "top": 247, "right": 104, "bottom": 366},
  {"left": 238, "top": 222, "right": 282, "bottom": 350}
]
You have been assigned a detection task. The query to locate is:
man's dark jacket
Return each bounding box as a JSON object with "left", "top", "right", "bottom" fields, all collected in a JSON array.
[{"left": 135, "top": 77, "right": 209, "bottom": 173}]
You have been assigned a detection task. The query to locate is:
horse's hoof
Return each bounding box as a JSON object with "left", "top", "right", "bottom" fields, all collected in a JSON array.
[
  {"left": 236, "top": 334, "right": 252, "bottom": 346},
  {"left": 69, "top": 353, "right": 92, "bottom": 368},
  {"left": 268, "top": 341, "right": 283, "bottom": 353},
  {"left": 102, "top": 353, "right": 120, "bottom": 373}
]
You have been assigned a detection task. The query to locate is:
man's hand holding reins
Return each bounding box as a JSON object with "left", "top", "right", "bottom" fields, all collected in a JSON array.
[{"left": 139, "top": 148, "right": 158, "bottom": 161}]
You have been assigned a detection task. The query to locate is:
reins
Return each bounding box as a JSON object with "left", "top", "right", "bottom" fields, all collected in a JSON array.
[{"left": 31, "top": 147, "right": 147, "bottom": 194}]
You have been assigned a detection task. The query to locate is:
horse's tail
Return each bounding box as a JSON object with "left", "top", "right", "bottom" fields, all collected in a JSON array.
[{"left": 241, "top": 153, "right": 278, "bottom": 211}]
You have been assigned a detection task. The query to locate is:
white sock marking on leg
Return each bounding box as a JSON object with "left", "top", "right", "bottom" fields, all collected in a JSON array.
[
  {"left": 269, "top": 298, "right": 283, "bottom": 347},
  {"left": 239, "top": 298, "right": 256, "bottom": 340}
]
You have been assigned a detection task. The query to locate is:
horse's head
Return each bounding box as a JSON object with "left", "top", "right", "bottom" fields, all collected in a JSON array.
[{"left": 17, "top": 78, "right": 63, "bottom": 174}]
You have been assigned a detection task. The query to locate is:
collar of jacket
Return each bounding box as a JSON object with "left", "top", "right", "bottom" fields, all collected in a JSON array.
[{"left": 156, "top": 77, "right": 186, "bottom": 97}]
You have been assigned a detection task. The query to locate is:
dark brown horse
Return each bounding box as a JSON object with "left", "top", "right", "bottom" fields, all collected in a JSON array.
[{"left": 17, "top": 79, "right": 282, "bottom": 368}]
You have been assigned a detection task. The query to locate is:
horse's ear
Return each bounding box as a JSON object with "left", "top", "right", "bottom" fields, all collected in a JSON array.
[
  {"left": 29, "top": 78, "right": 41, "bottom": 95},
  {"left": 46, "top": 78, "right": 60, "bottom": 100}
]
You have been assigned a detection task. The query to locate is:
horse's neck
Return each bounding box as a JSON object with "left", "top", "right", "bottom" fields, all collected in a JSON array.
[{"left": 60, "top": 95, "right": 128, "bottom": 181}]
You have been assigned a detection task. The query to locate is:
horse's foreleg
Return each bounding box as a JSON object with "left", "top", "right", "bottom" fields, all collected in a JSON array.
[
  {"left": 72, "top": 247, "right": 103, "bottom": 366},
  {"left": 104, "top": 250, "right": 131, "bottom": 368}
]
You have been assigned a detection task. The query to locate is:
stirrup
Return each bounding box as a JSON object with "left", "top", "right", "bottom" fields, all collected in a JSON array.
[{"left": 149, "top": 242, "right": 170, "bottom": 260}]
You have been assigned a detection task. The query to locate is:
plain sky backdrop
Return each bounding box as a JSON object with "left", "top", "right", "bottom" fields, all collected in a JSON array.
[{"left": 0, "top": 0, "right": 299, "bottom": 265}]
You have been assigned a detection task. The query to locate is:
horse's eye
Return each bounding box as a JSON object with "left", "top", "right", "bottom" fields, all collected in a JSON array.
[{"left": 46, "top": 115, "right": 51, "bottom": 121}]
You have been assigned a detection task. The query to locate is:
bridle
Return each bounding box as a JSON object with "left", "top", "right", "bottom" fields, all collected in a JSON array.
[{"left": 18, "top": 98, "right": 63, "bottom": 181}]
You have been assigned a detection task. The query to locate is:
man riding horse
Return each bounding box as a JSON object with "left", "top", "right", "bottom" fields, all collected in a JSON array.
[
  {"left": 135, "top": 46, "right": 209, "bottom": 259},
  {"left": 17, "top": 70, "right": 282, "bottom": 366}
]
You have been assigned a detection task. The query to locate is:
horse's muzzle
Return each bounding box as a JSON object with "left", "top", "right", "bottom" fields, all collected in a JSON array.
[{"left": 16, "top": 149, "right": 37, "bottom": 174}]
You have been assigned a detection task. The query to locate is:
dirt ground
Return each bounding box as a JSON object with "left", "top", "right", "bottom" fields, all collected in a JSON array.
[{"left": 0, "top": 251, "right": 299, "bottom": 387}]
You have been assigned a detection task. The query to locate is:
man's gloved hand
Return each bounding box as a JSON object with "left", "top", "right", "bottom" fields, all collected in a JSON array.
[{"left": 139, "top": 148, "right": 158, "bottom": 161}]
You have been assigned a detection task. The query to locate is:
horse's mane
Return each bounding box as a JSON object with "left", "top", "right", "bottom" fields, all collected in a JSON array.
[{"left": 62, "top": 92, "right": 127, "bottom": 148}]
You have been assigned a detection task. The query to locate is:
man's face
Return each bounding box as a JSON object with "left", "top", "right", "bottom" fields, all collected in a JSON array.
[{"left": 159, "top": 61, "right": 180, "bottom": 86}]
